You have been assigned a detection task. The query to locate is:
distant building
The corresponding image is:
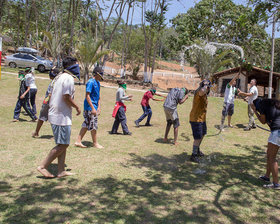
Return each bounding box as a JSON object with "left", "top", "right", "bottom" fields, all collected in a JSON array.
[{"left": 213, "top": 66, "right": 280, "bottom": 98}]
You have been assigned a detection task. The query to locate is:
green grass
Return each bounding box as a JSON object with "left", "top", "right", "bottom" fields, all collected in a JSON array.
[{"left": 0, "top": 68, "right": 279, "bottom": 224}]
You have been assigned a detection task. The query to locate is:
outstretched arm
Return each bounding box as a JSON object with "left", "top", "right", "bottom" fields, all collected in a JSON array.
[{"left": 229, "top": 73, "right": 239, "bottom": 86}]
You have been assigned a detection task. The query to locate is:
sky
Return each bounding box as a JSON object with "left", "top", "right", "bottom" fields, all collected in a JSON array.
[{"left": 119, "top": 0, "right": 279, "bottom": 38}]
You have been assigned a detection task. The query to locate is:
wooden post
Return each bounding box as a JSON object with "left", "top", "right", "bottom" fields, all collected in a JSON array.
[{"left": 268, "top": 14, "right": 276, "bottom": 99}]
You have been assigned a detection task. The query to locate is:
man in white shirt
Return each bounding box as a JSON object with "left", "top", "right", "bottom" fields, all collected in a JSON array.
[
  {"left": 220, "top": 73, "right": 239, "bottom": 131},
  {"left": 37, "top": 56, "right": 81, "bottom": 178},
  {"left": 238, "top": 79, "right": 258, "bottom": 131}
]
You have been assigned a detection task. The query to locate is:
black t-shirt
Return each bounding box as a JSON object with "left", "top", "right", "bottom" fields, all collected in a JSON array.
[{"left": 259, "top": 100, "right": 280, "bottom": 131}]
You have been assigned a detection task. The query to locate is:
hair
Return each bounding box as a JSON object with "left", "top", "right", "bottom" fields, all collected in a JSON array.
[
  {"left": 52, "top": 68, "right": 60, "bottom": 75},
  {"left": 251, "top": 79, "right": 257, "bottom": 85},
  {"left": 254, "top": 98, "right": 280, "bottom": 112},
  {"left": 62, "top": 56, "right": 77, "bottom": 69},
  {"left": 117, "top": 80, "right": 126, "bottom": 85}
]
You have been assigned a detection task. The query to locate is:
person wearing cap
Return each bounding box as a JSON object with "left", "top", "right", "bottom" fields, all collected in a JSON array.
[
  {"left": 220, "top": 73, "right": 239, "bottom": 131},
  {"left": 163, "top": 87, "right": 189, "bottom": 145},
  {"left": 32, "top": 67, "right": 60, "bottom": 137},
  {"left": 37, "top": 56, "right": 81, "bottom": 178},
  {"left": 25, "top": 67, "right": 37, "bottom": 115},
  {"left": 110, "top": 80, "right": 133, "bottom": 135},
  {"left": 13, "top": 69, "right": 37, "bottom": 122},
  {"left": 189, "top": 79, "right": 211, "bottom": 163},
  {"left": 75, "top": 66, "right": 104, "bottom": 148},
  {"left": 134, "top": 88, "right": 166, "bottom": 127}
]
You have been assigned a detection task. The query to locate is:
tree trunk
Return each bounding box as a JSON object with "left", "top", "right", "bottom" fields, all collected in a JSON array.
[
  {"left": 24, "top": 0, "right": 31, "bottom": 47},
  {"left": 0, "top": 0, "right": 7, "bottom": 26},
  {"left": 142, "top": 2, "right": 149, "bottom": 82}
]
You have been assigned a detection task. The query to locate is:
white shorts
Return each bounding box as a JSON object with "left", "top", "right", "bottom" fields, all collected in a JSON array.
[{"left": 268, "top": 130, "right": 280, "bottom": 147}]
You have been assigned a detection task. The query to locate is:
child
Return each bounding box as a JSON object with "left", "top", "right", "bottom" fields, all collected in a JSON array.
[
  {"left": 32, "top": 67, "right": 60, "bottom": 137},
  {"left": 163, "top": 87, "right": 188, "bottom": 145},
  {"left": 135, "top": 88, "right": 165, "bottom": 127},
  {"left": 75, "top": 66, "right": 104, "bottom": 148},
  {"left": 13, "top": 69, "right": 37, "bottom": 122},
  {"left": 25, "top": 67, "right": 37, "bottom": 115},
  {"left": 110, "top": 80, "right": 133, "bottom": 135}
]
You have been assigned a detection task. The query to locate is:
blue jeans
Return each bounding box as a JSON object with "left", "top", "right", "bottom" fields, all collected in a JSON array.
[
  {"left": 136, "top": 105, "right": 152, "bottom": 124},
  {"left": 13, "top": 97, "right": 37, "bottom": 120}
]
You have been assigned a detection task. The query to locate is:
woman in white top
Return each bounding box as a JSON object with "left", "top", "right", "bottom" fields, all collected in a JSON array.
[{"left": 25, "top": 67, "right": 37, "bottom": 115}]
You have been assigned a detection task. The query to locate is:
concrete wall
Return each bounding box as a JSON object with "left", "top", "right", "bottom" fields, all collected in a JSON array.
[{"left": 217, "top": 73, "right": 247, "bottom": 93}]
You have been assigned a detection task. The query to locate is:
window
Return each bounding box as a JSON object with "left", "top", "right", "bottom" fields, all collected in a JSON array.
[{"left": 22, "top": 54, "right": 35, "bottom": 60}]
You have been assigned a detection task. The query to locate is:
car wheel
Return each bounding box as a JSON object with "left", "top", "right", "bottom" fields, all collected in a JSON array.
[
  {"left": 9, "top": 62, "right": 17, "bottom": 68},
  {"left": 38, "top": 65, "right": 46, "bottom": 73}
]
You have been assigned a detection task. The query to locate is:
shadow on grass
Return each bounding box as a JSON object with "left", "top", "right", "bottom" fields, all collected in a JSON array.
[
  {"left": 236, "top": 123, "right": 247, "bottom": 129},
  {"left": 1, "top": 144, "right": 279, "bottom": 223},
  {"left": 81, "top": 141, "right": 93, "bottom": 147},
  {"left": 154, "top": 138, "right": 172, "bottom": 144},
  {"left": 180, "top": 133, "right": 190, "bottom": 141},
  {"left": 39, "top": 135, "right": 53, "bottom": 139}
]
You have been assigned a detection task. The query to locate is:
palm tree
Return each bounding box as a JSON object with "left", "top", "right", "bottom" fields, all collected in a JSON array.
[
  {"left": 42, "top": 31, "right": 67, "bottom": 67},
  {"left": 187, "top": 42, "right": 239, "bottom": 79},
  {"left": 75, "top": 32, "right": 110, "bottom": 84}
]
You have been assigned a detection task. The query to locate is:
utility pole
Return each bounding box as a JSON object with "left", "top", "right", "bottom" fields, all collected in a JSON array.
[{"left": 268, "top": 14, "right": 276, "bottom": 99}]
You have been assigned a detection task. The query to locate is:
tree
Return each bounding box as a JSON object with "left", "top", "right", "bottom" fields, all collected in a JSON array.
[
  {"left": 170, "top": 0, "right": 270, "bottom": 68},
  {"left": 75, "top": 31, "right": 110, "bottom": 84}
]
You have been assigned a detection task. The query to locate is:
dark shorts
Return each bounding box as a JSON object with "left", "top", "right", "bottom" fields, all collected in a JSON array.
[
  {"left": 190, "top": 122, "right": 207, "bottom": 140},
  {"left": 82, "top": 110, "right": 98, "bottom": 131},
  {"left": 222, "top": 102, "right": 234, "bottom": 116},
  {"left": 39, "top": 103, "right": 49, "bottom": 121}
]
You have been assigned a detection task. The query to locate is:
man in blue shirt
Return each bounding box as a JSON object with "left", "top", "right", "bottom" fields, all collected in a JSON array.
[{"left": 75, "top": 66, "right": 104, "bottom": 148}]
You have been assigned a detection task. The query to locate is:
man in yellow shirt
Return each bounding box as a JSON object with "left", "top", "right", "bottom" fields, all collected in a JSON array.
[{"left": 189, "top": 79, "right": 211, "bottom": 163}]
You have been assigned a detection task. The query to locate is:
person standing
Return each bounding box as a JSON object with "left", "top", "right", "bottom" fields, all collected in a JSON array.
[
  {"left": 134, "top": 88, "right": 165, "bottom": 127},
  {"left": 220, "top": 73, "right": 239, "bottom": 131},
  {"left": 37, "top": 56, "right": 81, "bottom": 178},
  {"left": 32, "top": 67, "right": 60, "bottom": 137},
  {"left": 238, "top": 79, "right": 258, "bottom": 131},
  {"left": 13, "top": 69, "right": 37, "bottom": 122},
  {"left": 163, "top": 87, "right": 188, "bottom": 145},
  {"left": 189, "top": 79, "right": 211, "bottom": 163},
  {"left": 251, "top": 98, "right": 280, "bottom": 190},
  {"left": 75, "top": 66, "right": 104, "bottom": 148},
  {"left": 110, "top": 80, "right": 133, "bottom": 135},
  {"left": 25, "top": 67, "right": 37, "bottom": 115}
]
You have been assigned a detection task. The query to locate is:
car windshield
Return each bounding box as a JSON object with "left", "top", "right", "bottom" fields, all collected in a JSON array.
[{"left": 35, "top": 55, "right": 45, "bottom": 60}]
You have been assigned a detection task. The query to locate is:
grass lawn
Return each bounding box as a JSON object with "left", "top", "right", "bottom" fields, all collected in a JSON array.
[{"left": 0, "top": 68, "right": 279, "bottom": 224}]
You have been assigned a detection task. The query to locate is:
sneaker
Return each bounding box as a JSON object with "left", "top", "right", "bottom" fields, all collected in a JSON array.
[
  {"left": 145, "top": 123, "right": 152, "bottom": 126},
  {"left": 109, "top": 131, "right": 117, "bottom": 135},
  {"left": 259, "top": 175, "right": 270, "bottom": 182},
  {"left": 124, "top": 132, "right": 132, "bottom": 135},
  {"left": 263, "top": 183, "right": 280, "bottom": 190},
  {"left": 252, "top": 125, "right": 257, "bottom": 129},
  {"left": 190, "top": 154, "right": 200, "bottom": 163},
  {"left": 134, "top": 120, "right": 139, "bottom": 127},
  {"left": 244, "top": 126, "right": 251, "bottom": 131},
  {"left": 198, "top": 149, "right": 204, "bottom": 157}
]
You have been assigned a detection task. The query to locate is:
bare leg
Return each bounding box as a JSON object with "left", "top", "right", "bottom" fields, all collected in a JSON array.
[
  {"left": 57, "top": 146, "right": 74, "bottom": 178},
  {"left": 267, "top": 143, "right": 279, "bottom": 184},
  {"left": 37, "top": 144, "right": 68, "bottom": 178},
  {"left": 32, "top": 119, "right": 44, "bottom": 137},
  {"left": 75, "top": 127, "right": 87, "bottom": 148},
  {"left": 174, "top": 127, "right": 179, "bottom": 145},
  {"left": 91, "top": 129, "right": 103, "bottom": 148},
  {"left": 228, "top": 116, "right": 233, "bottom": 127},
  {"left": 164, "top": 123, "right": 172, "bottom": 142}
]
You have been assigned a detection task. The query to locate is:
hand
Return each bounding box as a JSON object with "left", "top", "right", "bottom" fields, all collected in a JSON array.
[
  {"left": 76, "top": 107, "right": 81, "bottom": 116},
  {"left": 91, "top": 110, "right": 97, "bottom": 116},
  {"left": 128, "top": 95, "right": 133, "bottom": 98},
  {"left": 20, "top": 95, "right": 24, "bottom": 100},
  {"left": 97, "top": 108, "right": 101, "bottom": 115}
]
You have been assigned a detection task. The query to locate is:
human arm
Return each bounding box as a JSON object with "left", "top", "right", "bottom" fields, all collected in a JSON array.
[
  {"left": 179, "top": 94, "right": 189, "bottom": 104},
  {"left": 20, "top": 86, "right": 30, "bottom": 99},
  {"left": 250, "top": 103, "right": 266, "bottom": 124},
  {"left": 238, "top": 90, "right": 253, "bottom": 97},
  {"left": 85, "top": 92, "right": 97, "bottom": 116},
  {"left": 97, "top": 98, "right": 101, "bottom": 115},
  {"left": 155, "top": 92, "right": 167, "bottom": 98},
  {"left": 63, "top": 94, "right": 81, "bottom": 115},
  {"left": 119, "top": 88, "right": 133, "bottom": 101},
  {"left": 229, "top": 73, "right": 239, "bottom": 86}
]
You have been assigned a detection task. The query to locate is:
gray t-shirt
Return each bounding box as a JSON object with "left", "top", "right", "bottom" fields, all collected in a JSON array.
[{"left": 163, "top": 88, "right": 185, "bottom": 110}]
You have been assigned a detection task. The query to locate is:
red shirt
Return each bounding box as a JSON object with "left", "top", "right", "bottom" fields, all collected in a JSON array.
[{"left": 141, "top": 91, "right": 153, "bottom": 106}]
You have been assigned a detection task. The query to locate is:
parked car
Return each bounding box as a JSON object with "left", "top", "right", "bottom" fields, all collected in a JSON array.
[{"left": 4, "top": 53, "right": 53, "bottom": 72}]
